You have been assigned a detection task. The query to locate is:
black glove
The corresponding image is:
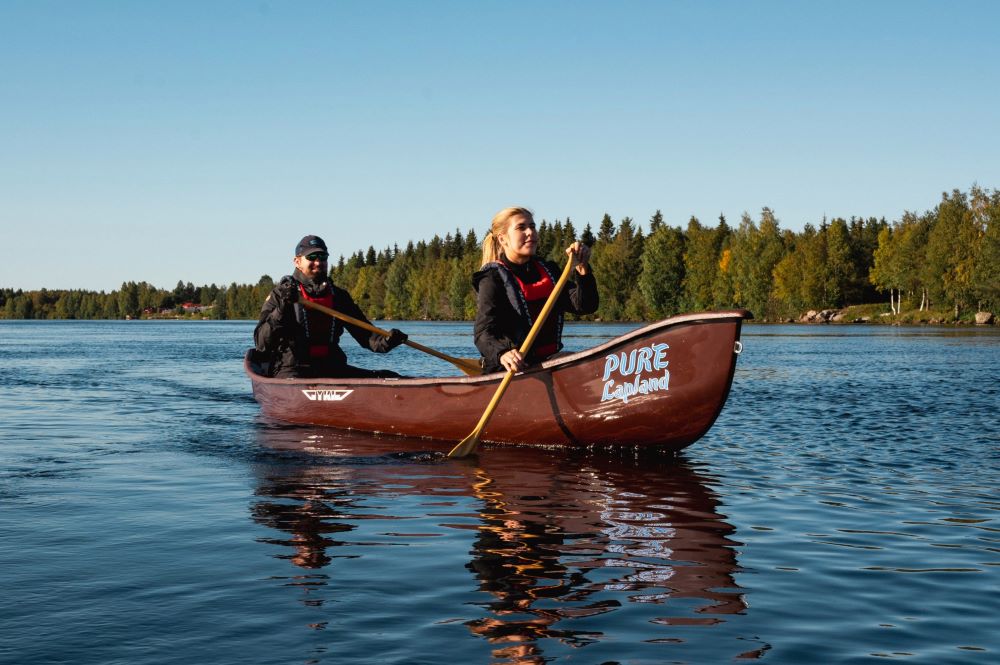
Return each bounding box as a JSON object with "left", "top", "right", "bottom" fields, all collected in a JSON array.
[
  {"left": 385, "top": 328, "right": 408, "bottom": 350},
  {"left": 277, "top": 280, "right": 299, "bottom": 305},
  {"left": 278, "top": 280, "right": 299, "bottom": 303},
  {"left": 370, "top": 328, "right": 407, "bottom": 353}
]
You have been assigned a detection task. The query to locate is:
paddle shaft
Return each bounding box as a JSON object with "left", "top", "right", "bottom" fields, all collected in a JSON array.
[
  {"left": 448, "top": 257, "right": 576, "bottom": 458},
  {"left": 300, "top": 299, "right": 481, "bottom": 376}
]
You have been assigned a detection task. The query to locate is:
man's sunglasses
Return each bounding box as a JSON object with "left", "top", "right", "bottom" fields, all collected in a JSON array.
[{"left": 305, "top": 253, "right": 329, "bottom": 262}]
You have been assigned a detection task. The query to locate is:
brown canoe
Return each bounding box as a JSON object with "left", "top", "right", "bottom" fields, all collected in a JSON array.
[{"left": 245, "top": 309, "right": 752, "bottom": 452}]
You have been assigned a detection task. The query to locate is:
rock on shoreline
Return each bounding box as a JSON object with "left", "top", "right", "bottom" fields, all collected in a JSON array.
[
  {"left": 798, "top": 309, "right": 870, "bottom": 324},
  {"left": 797, "top": 309, "right": 995, "bottom": 325}
]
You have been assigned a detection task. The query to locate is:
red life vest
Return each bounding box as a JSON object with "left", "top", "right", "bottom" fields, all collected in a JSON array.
[
  {"left": 510, "top": 260, "right": 559, "bottom": 360},
  {"left": 298, "top": 285, "right": 335, "bottom": 359}
]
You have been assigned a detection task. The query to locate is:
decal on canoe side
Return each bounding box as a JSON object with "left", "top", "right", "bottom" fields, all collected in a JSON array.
[
  {"left": 301, "top": 389, "right": 354, "bottom": 401},
  {"left": 600, "top": 342, "right": 670, "bottom": 404}
]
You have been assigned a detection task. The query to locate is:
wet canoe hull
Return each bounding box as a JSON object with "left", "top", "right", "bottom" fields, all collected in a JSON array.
[{"left": 246, "top": 310, "right": 751, "bottom": 452}]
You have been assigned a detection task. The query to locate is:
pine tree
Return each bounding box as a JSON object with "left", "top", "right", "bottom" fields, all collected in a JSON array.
[
  {"left": 648, "top": 210, "right": 664, "bottom": 234},
  {"left": 711, "top": 216, "right": 735, "bottom": 308},
  {"left": 597, "top": 214, "right": 615, "bottom": 243},
  {"left": 563, "top": 218, "right": 577, "bottom": 244},
  {"left": 640, "top": 224, "right": 686, "bottom": 317},
  {"left": 924, "top": 189, "right": 978, "bottom": 317},
  {"left": 384, "top": 255, "right": 412, "bottom": 319},
  {"left": 592, "top": 217, "right": 644, "bottom": 320},
  {"left": 970, "top": 186, "right": 1000, "bottom": 311},
  {"left": 681, "top": 216, "right": 721, "bottom": 311},
  {"left": 825, "top": 218, "right": 853, "bottom": 307},
  {"left": 729, "top": 209, "right": 785, "bottom": 319},
  {"left": 536, "top": 219, "right": 554, "bottom": 259},
  {"left": 464, "top": 229, "right": 479, "bottom": 257}
]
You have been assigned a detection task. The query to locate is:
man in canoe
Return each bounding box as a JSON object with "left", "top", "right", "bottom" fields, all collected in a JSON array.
[
  {"left": 254, "top": 235, "right": 408, "bottom": 378},
  {"left": 473, "top": 207, "right": 598, "bottom": 374}
]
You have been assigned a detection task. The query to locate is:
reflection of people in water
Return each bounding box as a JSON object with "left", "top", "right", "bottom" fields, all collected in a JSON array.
[
  {"left": 464, "top": 469, "right": 598, "bottom": 663},
  {"left": 251, "top": 473, "right": 358, "bottom": 570},
  {"left": 250, "top": 426, "right": 746, "bottom": 662},
  {"left": 463, "top": 451, "right": 746, "bottom": 663}
]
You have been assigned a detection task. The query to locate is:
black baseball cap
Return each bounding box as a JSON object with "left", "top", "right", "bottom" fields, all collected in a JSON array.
[{"left": 295, "top": 235, "right": 328, "bottom": 257}]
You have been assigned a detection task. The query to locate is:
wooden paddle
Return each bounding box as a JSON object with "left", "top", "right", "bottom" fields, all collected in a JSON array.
[
  {"left": 447, "top": 256, "right": 577, "bottom": 458},
  {"left": 300, "top": 299, "right": 482, "bottom": 376}
]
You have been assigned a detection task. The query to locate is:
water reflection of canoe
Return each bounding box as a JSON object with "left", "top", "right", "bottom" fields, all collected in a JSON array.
[
  {"left": 245, "top": 310, "right": 751, "bottom": 452},
  {"left": 251, "top": 428, "right": 750, "bottom": 659}
]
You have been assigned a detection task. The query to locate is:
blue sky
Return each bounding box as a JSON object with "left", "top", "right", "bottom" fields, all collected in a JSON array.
[{"left": 2, "top": 0, "right": 997, "bottom": 291}]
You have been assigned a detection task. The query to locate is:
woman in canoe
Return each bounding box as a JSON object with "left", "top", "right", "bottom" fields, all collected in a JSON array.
[{"left": 473, "top": 207, "right": 598, "bottom": 374}]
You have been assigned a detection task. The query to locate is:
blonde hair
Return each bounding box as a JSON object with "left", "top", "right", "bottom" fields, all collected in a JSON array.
[{"left": 481, "top": 206, "right": 534, "bottom": 266}]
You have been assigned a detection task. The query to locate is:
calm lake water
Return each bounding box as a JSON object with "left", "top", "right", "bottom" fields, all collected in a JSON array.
[{"left": 1, "top": 319, "right": 997, "bottom": 665}]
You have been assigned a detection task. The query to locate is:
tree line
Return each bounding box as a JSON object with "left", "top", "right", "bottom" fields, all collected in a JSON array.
[{"left": 3, "top": 185, "right": 997, "bottom": 322}]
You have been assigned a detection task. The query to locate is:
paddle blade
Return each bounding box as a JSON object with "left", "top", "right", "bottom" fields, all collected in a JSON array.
[
  {"left": 447, "top": 432, "right": 481, "bottom": 458},
  {"left": 453, "top": 358, "right": 484, "bottom": 376}
]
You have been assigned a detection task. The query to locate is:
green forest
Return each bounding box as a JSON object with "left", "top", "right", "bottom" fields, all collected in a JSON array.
[{"left": 3, "top": 186, "right": 998, "bottom": 323}]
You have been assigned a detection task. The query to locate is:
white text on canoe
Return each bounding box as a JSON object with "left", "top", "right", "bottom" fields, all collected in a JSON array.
[
  {"left": 600, "top": 343, "right": 670, "bottom": 404},
  {"left": 301, "top": 389, "right": 354, "bottom": 401}
]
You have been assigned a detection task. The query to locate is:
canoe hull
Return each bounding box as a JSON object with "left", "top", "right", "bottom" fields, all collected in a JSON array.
[{"left": 246, "top": 310, "right": 751, "bottom": 452}]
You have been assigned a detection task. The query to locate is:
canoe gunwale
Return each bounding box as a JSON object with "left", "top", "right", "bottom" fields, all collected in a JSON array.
[{"left": 244, "top": 309, "right": 752, "bottom": 387}]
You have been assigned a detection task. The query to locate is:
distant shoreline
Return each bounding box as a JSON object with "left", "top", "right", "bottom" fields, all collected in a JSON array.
[{"left": 2, "top": 311, "right": 996, "bottom": 327}]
